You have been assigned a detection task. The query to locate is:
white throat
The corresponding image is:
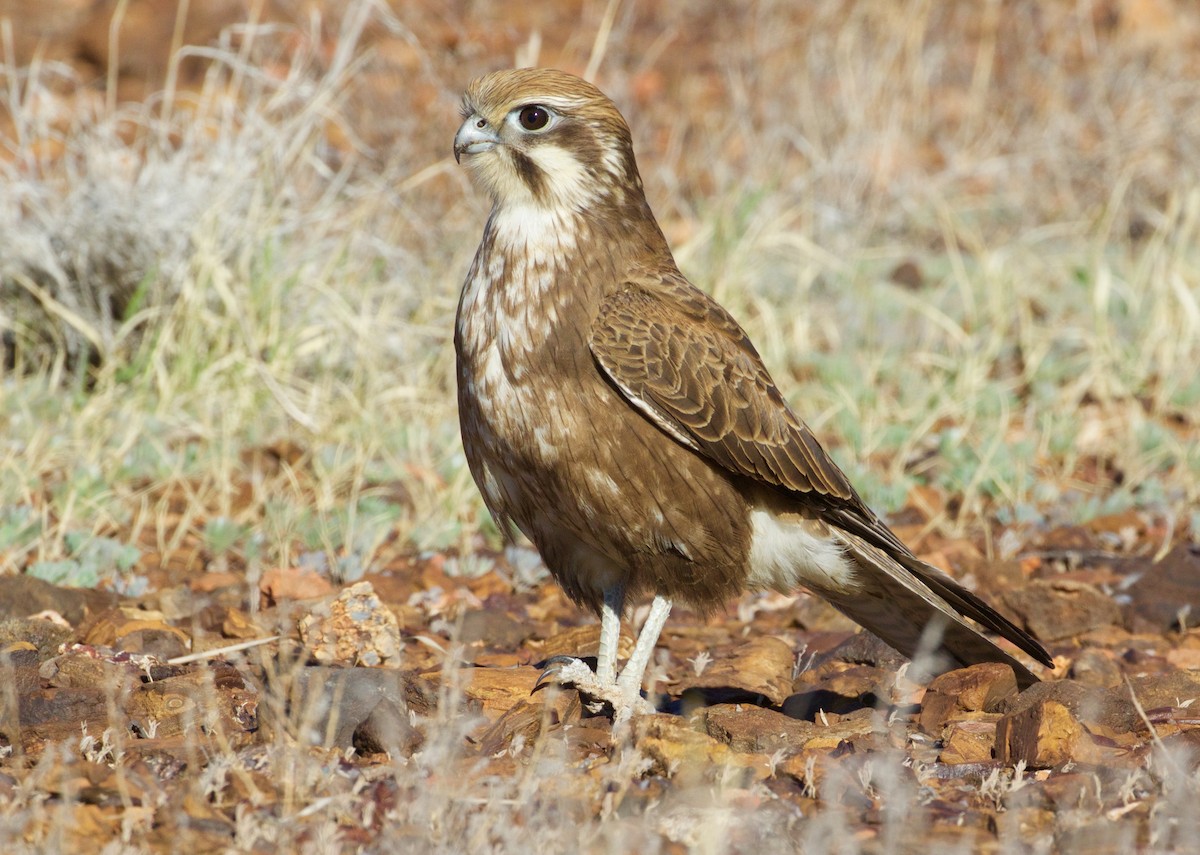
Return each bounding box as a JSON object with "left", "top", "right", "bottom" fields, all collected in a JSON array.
[{"left": 489, "top": 202, "right": 579, "bottom": 264}]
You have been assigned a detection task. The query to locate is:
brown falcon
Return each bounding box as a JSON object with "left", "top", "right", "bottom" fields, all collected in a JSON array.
[{"left": 453, "top": 68, "right": 1051, "bottom": 718}]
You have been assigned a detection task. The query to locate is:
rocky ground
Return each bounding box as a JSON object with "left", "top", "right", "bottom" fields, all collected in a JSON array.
[{"left": 3, "top": 508, "right": 1200, "bottom": 851}]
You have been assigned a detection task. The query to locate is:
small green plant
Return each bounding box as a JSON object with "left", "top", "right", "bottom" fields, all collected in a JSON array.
[
  {"left": 27, "top": 532, "right": 140, "bottom": 587},
  {"left": 0, "top": 505, "right": 41, "bottom": 563},
  {"left": 203, "top": 516, "right": 248, "bottom": 557}
]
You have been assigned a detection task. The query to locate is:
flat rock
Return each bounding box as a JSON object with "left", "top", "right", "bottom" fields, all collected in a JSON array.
[
  {"left": 636, "top": 714, "right": 771, "bottom": 782},
  {"left": 452, "top": 666, "right": 540, "bottom": 718},
  {"left": 1003, "top": 579, "right": 1121, "bottom": 642},
  {"left": 14, "top": 687, "right": 110, "bottom": 745},
  {"left": 815, "top": 631, "right": 909, "bottom": 671},
  {"left": 700, "top": 704, "right": 818, "bottom": 753},
  {"left": 1122, "top": 543, "right": 1200, "bottom": 631},
  {"left": 1166, "top": 646, "right": 1200, "bottom": 670},
  {"left": 80, "top": 607, "right": 192, "bottom": 659},
  {"left": 0, "top": 575, "right": 118, "bottom": 625},
  {"left": 458, "top": 609, "right": 530, "bottom": 649},
  {"left": 919, "top": 662, "right": 1018, "bottom": 734},
  {"left": 998, "top": 678, "right": 1137, "bottom": 734},
  {"left": 1068, "top": 648, "right": 1123, "bottom": 688},
  {"left": 0, "top": 618, "right": 73, "bottom": 658},
  {"left": 526, "top": 624, "right": 633, "bottom": 662},
  {"left": 938, "top": 716, "right": 999, "bottom": 764},
  {"left": 1028, "top": 525, "right": 1103, "bottom": 554},
  {"left": 259, "top": 565, "right": 334, "bottom": 602},
  {"left": 796, "top": 707, "right": 887, "bottom": 752},
  {"left": 40, "top": 647, "right": 148, "bottom": 689},
  {"left": 1127, "top": 670, "right": 1200, "bottom": 710},
  {"left": 968, "top": 558, "right": 1028, "bottom": 593},
  {"left": 675, "top": 635, "right": 795, "bottom": 706},
  {"left": 471, "top": 692, "right": 582, "bottom": 756}
]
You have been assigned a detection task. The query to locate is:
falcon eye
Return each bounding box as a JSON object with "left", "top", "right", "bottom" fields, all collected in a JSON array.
[{"left": 517, "top": 105, "right": 551, "bottom": 131}]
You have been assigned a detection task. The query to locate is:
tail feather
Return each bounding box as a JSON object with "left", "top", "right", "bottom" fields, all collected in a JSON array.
[
  {"left": 825, "top": 532, "right": 1050, "bottom": 689},
  {"left": 899, "top": 553, "right": 1053, "bottom": 668}
]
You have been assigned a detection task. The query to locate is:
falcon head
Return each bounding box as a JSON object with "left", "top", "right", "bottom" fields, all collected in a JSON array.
[{"left": 454, "top": 68, "right": 644, "bottom": 214}]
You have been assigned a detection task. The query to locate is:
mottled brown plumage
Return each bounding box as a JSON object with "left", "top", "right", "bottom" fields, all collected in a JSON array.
[{"left": 453, "top": 68, "right": 1051, "bottom": 716}]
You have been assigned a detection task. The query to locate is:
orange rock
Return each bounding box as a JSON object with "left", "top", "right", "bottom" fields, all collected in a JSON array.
[
  {"left": 452, "top": 665, "right": 540, "bottom": 718},
  {"left": 636, "top": 714, "right": 772, "bottom": 783},
  {"left": 526, "top": 624, "right": 633, "bottom": 662},
  {"left": 700, "top": 704, "right": 817, "bottom": 753},
  {"left": 995, "top": 699, "right": 1083, "bottom": 767},
  {"left": 798, "top": 707, "right": 885, "bottom": 752},
  {"left": 1166, "top": 648, "right": 1200, "bottom": 671},
  {"left": 259, "top": 565, "right": 333, "bottom": 602},
  {"left": 939, "top": 717, "right": 998, "bottom": 764},
  {"left": 219, "top": 607, "right": 264, "bottom": 641},
  {"left": 189, "top": 571, "right": 240, "bottom": 593},
  {"left": 675, "top": 635, "right": 796, "bottom": 706},
  {"left": 1003, "top": 579, "right": 1121, "bottom": 642},
  {"left": 919, "top": 662, "right": 1017, "bottom": 734},
  {"left": 471, "top": 692, "right": 581, "bottom": 755},
  {"left": 81, "top": 606, "right": 191, "bottom": 657}
]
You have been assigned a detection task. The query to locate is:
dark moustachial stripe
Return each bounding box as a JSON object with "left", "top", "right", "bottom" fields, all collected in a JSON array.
[{"left": 512, "top": 151, "right": 546, "bottom": 202}]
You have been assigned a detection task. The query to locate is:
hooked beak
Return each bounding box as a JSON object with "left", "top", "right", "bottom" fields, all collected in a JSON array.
[{"left": 454, "top": 115, "right": 501, "bottom": 163}]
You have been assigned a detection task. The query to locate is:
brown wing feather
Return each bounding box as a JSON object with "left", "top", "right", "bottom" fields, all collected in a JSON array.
[
  {"left": 591, "top": 271, "right": 1053, "bottom": 671},
  {"left": 592, "top": 272, "right": 856, "bottom": 502},
  {"left": 592, "top": 270, "right": 907, "bottom": 551}
]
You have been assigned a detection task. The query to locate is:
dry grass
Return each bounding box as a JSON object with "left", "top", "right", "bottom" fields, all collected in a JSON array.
[{"left": 0, "top": 0, "right": 1199, "bottom": 850}]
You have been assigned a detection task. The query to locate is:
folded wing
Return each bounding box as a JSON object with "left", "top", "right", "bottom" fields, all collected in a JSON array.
[{"left": 590, "top": 271, "right": 1052, "bottom": 680}]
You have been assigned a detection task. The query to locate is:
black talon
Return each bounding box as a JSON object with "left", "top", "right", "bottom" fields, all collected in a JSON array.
[{"left": 533, "top": 654, "right": 593, "bottom": 693}]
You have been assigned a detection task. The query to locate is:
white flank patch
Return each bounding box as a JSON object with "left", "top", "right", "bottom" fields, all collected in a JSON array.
[{"left": 746, "top": 508, "right": 859, "bottom": 594}]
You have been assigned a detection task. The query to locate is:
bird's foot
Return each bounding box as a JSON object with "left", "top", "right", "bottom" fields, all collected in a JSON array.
[{"left": 534, "top": 655, "right": 655, "bottom": 722}]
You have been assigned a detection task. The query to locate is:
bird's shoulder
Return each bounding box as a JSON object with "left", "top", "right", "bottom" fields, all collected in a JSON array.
[{"left": 596, "top": 265, "right": 749, "bottom": 346}]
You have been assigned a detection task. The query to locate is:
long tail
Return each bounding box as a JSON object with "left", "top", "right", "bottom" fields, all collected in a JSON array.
[{"left": 822, "top": 531, "right": 1051, "bottom": 689}]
